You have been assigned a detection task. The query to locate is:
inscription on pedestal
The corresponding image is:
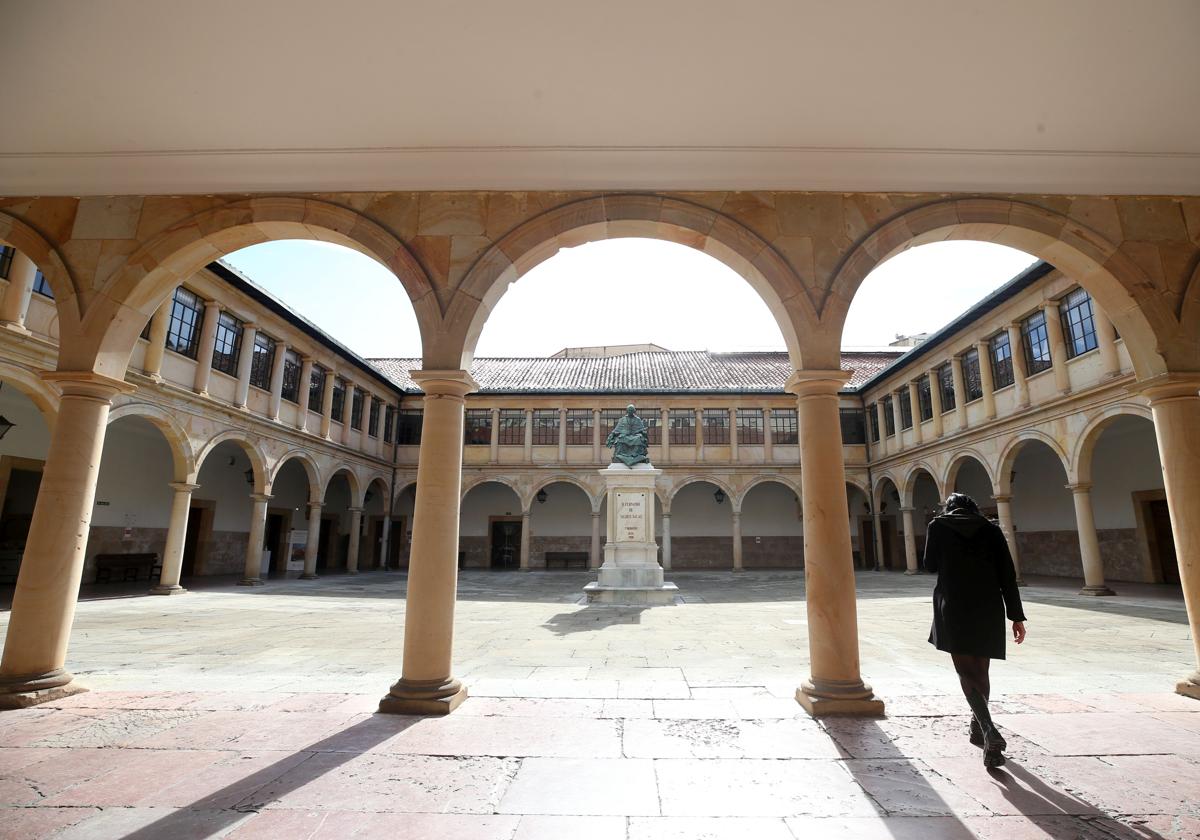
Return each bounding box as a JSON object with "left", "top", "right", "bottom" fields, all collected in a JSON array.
[{"left": 615, "top": 492, "right": 646, "bottom": 542}]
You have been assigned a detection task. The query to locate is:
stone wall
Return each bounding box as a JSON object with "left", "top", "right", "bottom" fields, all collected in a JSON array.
[
  {"left": 1016, "top": 528, "right": 1145, "bottom": 582},
  {"left": 83, "top": 526, "right": 167, "bottom": 583},
  {"left": 198, "top": 530, "right": 249, "bottom": 576},
  {"left": 531, "top": 536, "right": 592, "bottom": 569},
  {"left": 741, "top": 536, "right": 805, "bottom": 569},
  {"left": 460, "top": 536, "right": 489, "bottom": 569}
]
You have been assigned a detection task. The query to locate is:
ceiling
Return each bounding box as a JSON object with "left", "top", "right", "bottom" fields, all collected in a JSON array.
[{"left": 4, "top": 0, "right": 1198, "bottom": 195}]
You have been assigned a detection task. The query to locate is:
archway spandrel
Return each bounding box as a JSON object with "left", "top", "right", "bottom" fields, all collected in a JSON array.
[
  {"left": 776, "top": 193, "right": 847, "bottom": 241},
  {"left": 713, "top": 192, "right": 778, "bottom": 240},
  {"left": 415, "top": 193, "right": 488, "bottom": 238},
  {"left": 362, "top": 192, "right": 420, "bottom": 241},
  {"left": 1114, "top": 198, "right": 1191, "bottom": 243}
]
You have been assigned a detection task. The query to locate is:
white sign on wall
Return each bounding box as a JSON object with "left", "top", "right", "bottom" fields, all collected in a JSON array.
[
  {"left": 615, "top": 491, "right": 646, "bottom": 542},
  {"left": 287, "top": 529, "right": 307, "bottom": 571}
]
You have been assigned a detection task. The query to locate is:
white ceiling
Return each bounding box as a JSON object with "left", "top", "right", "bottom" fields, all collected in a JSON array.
[{"left": 4, "top": 0, "right": 1199, "bottom": 195}]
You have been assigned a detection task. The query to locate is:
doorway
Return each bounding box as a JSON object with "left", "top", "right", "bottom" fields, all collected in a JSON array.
[
  {"left": 181, "top": 503, "right": 212, "bottom": 579},
  {"left": 265, "top": 510, "right": 290, "bottom": 575},
  {"left": 1147, "top": 498, "right": 1180, "bottom": 585},
  {"left": 489, "top": 517, "right": 522, "bottom": 569}
]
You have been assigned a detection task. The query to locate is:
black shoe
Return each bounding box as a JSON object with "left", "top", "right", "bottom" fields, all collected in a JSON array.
[
  {"left": 982, "top": 726, "right": 1007, "bottom": 768},
  {"left": 969, "top": 717, "right": 984, "bottom": 747}
]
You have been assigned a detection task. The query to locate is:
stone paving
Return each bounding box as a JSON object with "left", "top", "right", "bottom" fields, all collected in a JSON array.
[{"left": 1, "top": 570, "right": 1198, "bottom": 839}]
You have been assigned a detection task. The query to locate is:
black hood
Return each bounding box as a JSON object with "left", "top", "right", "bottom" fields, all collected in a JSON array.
[{"left": 935, "top": 511, "right": 991, "bottom": 538}]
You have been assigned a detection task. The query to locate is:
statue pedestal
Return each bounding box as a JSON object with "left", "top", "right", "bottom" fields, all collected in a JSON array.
[{"left": 584, "top": 464, "right": 678, "bottom": 606}]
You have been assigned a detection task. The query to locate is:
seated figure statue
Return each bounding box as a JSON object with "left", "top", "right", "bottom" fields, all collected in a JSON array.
[{"left": 606, "top": 405, "right": 650, "bottom": 467}]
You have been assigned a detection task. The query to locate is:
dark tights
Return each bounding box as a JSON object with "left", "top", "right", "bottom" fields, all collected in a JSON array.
[{"left": 951, "top": 653, "right": 991, "bottom": 701}]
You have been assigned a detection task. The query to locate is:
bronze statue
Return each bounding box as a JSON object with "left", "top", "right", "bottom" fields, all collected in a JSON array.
[{"left": 606, "top": 405, "right": 650, "bottom": 467}]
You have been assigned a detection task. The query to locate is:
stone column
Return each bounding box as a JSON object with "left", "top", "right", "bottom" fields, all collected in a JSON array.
[
  {"left": 900, "top": 507, "right": 918, "bottom": 575},
  {"left": 558, "top": 407, "right": 567, "bottom": 461},
  {"left": 589, "top": 510, "right": 602, "bottom": 570},
  {"left": 142, "top": 301, "right": 171, "bottom": 381},
  {"left": 875, "top": 402, "right": 888, "bottom": 457},
  {"left": 928, "top": 368, "right": 944, "bottom": 437},
  {"left": 1007, "top": 323, "right": 1031, "bottom": 408},
  {"left": 992, "top": 493, "right": 1024, "bottom": 585},
  {"left": 192, "top": 301, "right": 222, "bottom": 396},
  {"left": 592, "top": 409, "right": 601, "bottom": 462},
  {"left": 1094, "top": 309, "right": 1121, "bottom": 378},
  {"left": 151, "top": 481, "right": 199, "bottom": 595},
  {"left": 731, "top": 510, "right": 743, "bottom": 572},
  {"left": 341, "top": 383, "right": 355, "bottom": 446},
  {"left": 0, "top": 249, "right": 38, "bottom": 331},
  {"left": 268, "top": 341, "right": 287, "bottom": 421},
  {"left": 729, "top": 407, "right": 739, "bottom": 461},
  {"left": 239, "top": 493, "right": 272, "bottom": 586},
  {"left": 319, "top": 369, "right": 335, "bottom": 439},
  {"left": 894, "top": 390, "right": 908, "bottom": 448},
  {"left": 346, "top": 507, "right": 363, "bottom": 574},
  {"left": 300, "top": 502, "right": 323, "bottom": 579},
  {"left": 661, "top": 511, "right": 672, "bottom": 570},
  {"left": 1068, "top": 483, "right": 1115, "bottom": 596},
  {"left": 977, "top": 340, "right": 997, "bottom": 420},
  {"left": 763, "top": 407, "right": 774, "bottom": 461},
  {"left": 695, "top": 407, "right": 705, "bottom": 461},
  {"left": 1139, "top": 376, "right": 1200, "bottom": 699},
  {"left": 1044, "top": 302, "right": 1072, "bottom": 395},
  {"left": 907, "top": 382, "right": 923, "bottom": 445},
  {"left": 0, "top": 373, "right": 133, "bottom": 707},
  {"left": 232, "top": 322, "right": 258, "bottom": 409},
  {"left": 660, "top": 407, "right": 671, "bottom": 463},
  {"left": 297, "top": 356, "right": 314, "bottom": 431},
  {"left": 519, "top": 510, "right": 532, "bottom": 570},
  {"left": 490, "top": 408, "right": 500, "bottom": 463},
  {"left": 871, "top": 510, "right": 885, "bottom": 571},
  {"left": 787, "top": 370, "right": 884, "bottom": 717},
  {"left": 523, "top": 408, "right": 533, "bottom": 460},
  {"left": 380, "top": 370, "right": 475, "bottom": 716},
  {"left": 950, "top": 356, "right": 968, "bottom": 430}
]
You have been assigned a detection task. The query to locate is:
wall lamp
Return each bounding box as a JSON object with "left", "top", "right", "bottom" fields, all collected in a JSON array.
[
  {"left": 713, "top": 488, "right": 726, "bottom": 505},
  {"left": 536, "top": 488, "right": 548, "bottom": 504}
]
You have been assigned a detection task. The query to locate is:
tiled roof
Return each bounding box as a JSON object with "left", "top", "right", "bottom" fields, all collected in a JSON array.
[{"left": 369, "top": 350, "right": 905, "bottom": 395}]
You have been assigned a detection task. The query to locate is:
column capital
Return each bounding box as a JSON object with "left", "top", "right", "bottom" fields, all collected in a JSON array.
[
  {"left": 169, "top": 481, "right": 201, "bottom": 492},
  {"left": 591, "top": 510, "right": 602, "bottom": 518},
  {"left": 301, "top": 354, "right": 315, "bottom": 364},
  {"left": 1044, "top": 299, "right": 1061, "bottom": 314},
  {"left": 410, "top": 369, "right": 478, "bottom": 398},
  {"left": 992, "top": 493, "right": 1012, "bottom": 503},
  {"left": 250, "top": 493, "right": 273, "bottom": 503},
  {"left": 347, "top": 506, "right": 364, "bottom": 513},
  {"left": 41, "top": 370, "right": 136, "bottom": 400},
  {"left": 203, "top": 300, "right": 222, "bottom": 311},
  {"left": 308, "top": 501, "right": 323, "bottom": 511},
  {"left": 1066, "top": 482, "right": 1092, "bottom": 494},
  {"left": 1130, "top": 373, "right": 1200, "bottom": 403},
  {"left": 785, "top": 369, "right": 852, "bottom": 398},
  {"left": 899, "top": 506, "right": 915, "bottom": 513}
]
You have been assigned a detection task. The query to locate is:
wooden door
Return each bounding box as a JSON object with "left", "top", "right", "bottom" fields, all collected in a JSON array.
[{"left": 1150, "top": 500, "right": 1180, "bottom": 585}]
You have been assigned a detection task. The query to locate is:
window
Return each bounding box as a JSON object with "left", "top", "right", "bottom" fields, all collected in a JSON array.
[
  {"left": 702, "top": 409, "right": 730, "bottom": 444},
  {"left": 396, "top": 409, "right": 423, "bottom": 445},
  {"left": 1060, "top": 288, "right": 1098, "bottom": 359},
  {"left": 669, "top": 409, "right": 695, "bottom": 445},
  {"left": 498, "top": 409, "right": 525, "bottom": 445},
  {"left": 0, "top": 246, "right": 12, "bottom": 278},
  {"left": 31, "top": 271, "right": 52, "bottom": 299},
  {"left": 641, "top": 408, "right": 661, "bottom": 445},
  {"left": 309, "top": 364, "right": 327, "bottom": 411},
  {"left": 736, "top": 409, "right": 764, "bottom": 444},
  {"left": 963, "top": 349, "right": 983, "bottom": 402},
  {"left": 531, "top": 409, "right": 559, "bottom": 444},
  {"left": 882, "top": 395, "right": 895, "bottom": 436},
  {"left": 598, "top": 409, "right": 624, "bottom": 442},
  {"left": 917, "top": 375, "right": 933, "bottom": 421},
  {"left": 989, "top": 332, "right": 1014, "bottom": 389},
  {"left": 464, "top": 409, "right": 493, "bottom": 445},
  {"left": 868, "top": 404, "right": 880, "bottom": 442},
  {"left": 351, "top": 389, "right": 364, "bottom": 430},
  {"left": 1021, "top": 311, "right": 1053, "bottom": 374},
  {"left": 898, "top": 390, "right": 913, "bottom": 430},
  {"left": 938, "top": 363, "right": 956, "bottom": 411},
  {"left": 565, "top": 409, "right": 593, "bottom": 445},
  {"left": 249, "top": 333, "right": 275, "bottom": 390},
  {"left": 772, "top": 408, "right": 798, "bottom": 445},
  {"left": 368, "top": 399, "right": 380, "bottom": 437},
  {"left": 210, "top": 312, "right": 243, "bottom": 376},
  {"left": 281, "top": 351, "right": 302, "bottom": 403},
  {"left": 840, "top": 408, "right": 866, "bottom": 445},
  {"left": 384, "top": 405, "right": 396, "bottom": 443},
  {"left": 166, "top": 287, "right": 204, "bottom": 359},
  {"left": 331, "top": 378, "right": 346, "bottom": 422}
]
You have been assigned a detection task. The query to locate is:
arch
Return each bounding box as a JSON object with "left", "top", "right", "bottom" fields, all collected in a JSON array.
[
  {"left": 1070, "top": 403, "right": 1156, "bottom": 484},
  {"left": 194, "top": 431, "right": 268, "bottom": 493},
  {"left": 527, "top": 474, "right": 598, "bottom": 514},
  {"left": 361, "top": 473, "right": 391, "bottom": 509},
  {"left": 0, "top": 211, "right": 81, "bottom": 327},
  {"left": 452, "top": 194, "right": 810, "bottom": 370},
  {"left": 737, "top": 475, "right": 802, "bottom": 511},
  {"left": 77, "top": 197, "right": 433, "bottom": 380},
  {"left": 872, "top": 474, "right": 902, "bottom": 512},
  {"left": 845, "top": 476, "right": 871, "bottom": 499},
  {"left": 393, "top": 478, "right": 418, "bottom": 508},
  {"left": 106, "top": 402, "right": 196, "bottom": 481},
  {"left": 265, "top": 448, "right": 322, "bottom": 500},
  {"left": 827, "top": 198, "right": 1169, "bottom": 378},
  {"left": 0, "top": 361, "right": 60, "bottom": 425},
  {"left": 461, "top": 475, "right": 524, "bottom": 506},
  {"left": 996, "top": 430, "right": 1071, "bottom": 495},
  {"left": 668, "top": 475, "right": 739, "bottom": 512},
  {"left": 943, "top": 448, "right": 998, "bottom": 495},
  {"left": 324, "top": 466, "right": 362, "bottom": 506},
  {"left": 901, "top": 463, "right": 943, "bottom": 508}
]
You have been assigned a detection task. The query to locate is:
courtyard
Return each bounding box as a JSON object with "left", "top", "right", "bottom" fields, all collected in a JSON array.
[{"left": 1, "top": 570, "right": 1197, "bottom": 839}]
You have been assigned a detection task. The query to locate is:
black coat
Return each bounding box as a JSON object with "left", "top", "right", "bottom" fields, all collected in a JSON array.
[{"left": 923, "top": 511, "right": 1026, "bottom": 659}]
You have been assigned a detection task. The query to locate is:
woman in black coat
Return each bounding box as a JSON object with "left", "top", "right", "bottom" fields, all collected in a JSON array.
[{"left": 923, "top": 493, "right": 1026, "bottom": 768}]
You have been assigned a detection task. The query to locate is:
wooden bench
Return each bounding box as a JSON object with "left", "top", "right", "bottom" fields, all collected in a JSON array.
[
  {"left": 93, "top": 552, "right": 161, "bottom": 583},
  {"left": 543, "top": 551, "right": 589, "bottom": 570}
]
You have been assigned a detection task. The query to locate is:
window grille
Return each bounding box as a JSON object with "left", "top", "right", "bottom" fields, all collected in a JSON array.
[
  {"left": 938, "top": 363, "right": 956, "bottom": 411},
  {"left": 898, "top": 390, "right": 913, "bottom": 429},
  {"left": 772, "top": 408, "right": 798, "bottom": 445},
  {"left": 0, "top": 246, "right": 12, "bottom": 279},
  {"left": 368, "top": 399, "right": 380, "bottom": 437},
  {"left": 702, "top": 409, "right": 730, "bottom": 444},
  {"left": 166, "top": 288, "right": 204, "bottom": 359},
  {"left": 498, "top": 409, "right": 525, "bottom": 445},
  {"left": 639, "top": 408, "right": 661, "bottom": 445},
  {"left": 1021, "top": 311, "right": 1053, "bottom": 374},
  {"left": 281, "top": 351, "right": 302, "bottom": 402},
  {"left": 1060, "top": 288, "right": 1098, "bottom": 358},
  {"left": 598, "top": 409, "right": 624, "bottom": 441},
  {"left": 351, "top": 389, "right": 364, "bottom": 430},
  {"left": 309, "top": 364, "right": 326, "bottom": 410},
  {"left": 917, "top": 376, "right": 933, "bottom": 421},
  {"left": 868, "top": 405, "right": 880, "bottom": 442},
  {"left": 464, "top": 409, "right": 492, "bottom": 445},
  {"left": 249, "top": 333, "right": 275, "bottom": 390},
  {"left": 331, "top": 378, "right": 346, "bottom": 422},
  {"left": 882, "top": 395, "right": 896, "bottom": 436},
  {"left": 384, "top": 405, "right": 396, "bottom": 443},
  {"left": 963, "top": 349, "right": 983, "bottom": 402},
  {"left": 736, "top": 409, "right": 764, "bottom": 444},
  {"left": 990, "top": 332, "right": 1014, "bottom": 389},
  {"left": 669, "top": 409, "right": 696, "bottom": 445}
]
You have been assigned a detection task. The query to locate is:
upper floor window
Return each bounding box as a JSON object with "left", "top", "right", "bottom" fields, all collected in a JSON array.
[
  {"left": 0, "top": 246, "right": 13, "bottom": 279},
  {"left": 331, "top": 377, "right": 346, "bottom": 422},
  {"left": 598, "top": 409, "right": 624, "bottom": 442},
  {"left": 211, "top": 312, "right": 243, "bottom": 377},
  {"left": 898, "top": 390, "right": 913, "bottom": 429},
  {"left": 32, "top": 270, "right": 52, "bottom": 299},
  {"left": 1021, "top": 310, "right": 1053, "bottom": 374},
  {"left": 989, "top": 332, "right": 1014, "bottom": 390},
  {"left": 384, "top": 405, "right": 397, "bottom": 443},
  {"left": 868, "top": 404, "right": 880, "bottom": 442},
  {"left": 882, "top": 395, "right": 896, "bottom": 436},
  {"left": 1060, "top": 288, "right": 1098, "bottom": 359},
  {"left": 938, "top": 363, "right": 956, "bottom": 411},
  {"left": 669, "top": 409, "right": 695, "bottom": 445},
  {"left": 917, "top": 375, "right": 933, "bottom": 421},
  {"left": 249, "top": 333, "right": 275, "bottom": 390},
  {"left": 772, "top": 408, "right": 798, "bottom": 445},
  {"left": 963, "top": 349, "right": 983, "bottom": 402},
  {"left": 309, "top": 364, "right": 327, "bottom": 410},
  {"left": 464, "top": 408, "right": 492, "bottom": 445},
  {"left": 396, "top": 409, "right": 423, "bottom": 445},
  {"left": 702, "top": 409, "right": 730, "bottom": 444},
  {"left": 640, "top": 408, "right": 661, "bottom": 445},
  {"left": 350, "top": 389, "right": 364, "bottom": 430},
  {"left": 840, "top": 408, "right": 866, "bottom": 445},
  {"left": 281, "top": 350, "right": 302, "bottom": 403},
  {"left": 736, "top": 409, "right": 764, "bottom": 444},
  {"left": 531, "top": 409, "right": 559, "bottom": 445},
  {"left": 498, "top": 409, "right": 526, "bottom": 445},
  {"left": 565, "top": 409, "right": 593, "bottom": 445},
  {"left": 368, "top": 398, "right": 380, "bottom": 437},
  {"left": 166, "top": 287, "right": 204, "bottom": 359}
]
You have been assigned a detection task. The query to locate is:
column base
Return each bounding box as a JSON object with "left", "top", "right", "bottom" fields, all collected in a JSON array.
[
  {"left": 0, "top": 321, "right": 31, "bottom": 336},
  {"left": 903, "top": 569, "right": 919, "bottom": 576},
  {"left": 795, "top": 678, "right": 886, "bottom": 718},
  {"left": 346, "top": 569, "right": 359, "bottom": 575},
  {"left": 299, "top": 573, "right": 319, "bottom": 580},
  {"left": 237, "top": 578, "right": 265, "bottom": 587},
  {"left": 732, "top": 567, "right": 745, "bottom": 573},
  {"left": 0, "top": 669, "right": 88, "bottom": 710},
  {"left": 149, "top": 584, "right": 189, "bottom": 595},
  {"left": 378, "top": 677, "right": 467, "bottom": 716},
  {"left": 1079, "top": 584, "right": 1117, "bottom": 597},
  {"left": 1175, "top": 674, "right": 1200, "bottom": 701}
]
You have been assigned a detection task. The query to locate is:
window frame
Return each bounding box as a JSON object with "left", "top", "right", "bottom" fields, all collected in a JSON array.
[
  {"left": 165, "top": 287, "right": 204, "bottom": 360},
  {"left": 668, "top": 409, "right": 696, "bottom": 445},
  {"left": 1060, "top": 288, "right": 1099, "bottom": 359},
  {"left": 881, "top": 395, "right": 896, "bottom": 436},
  {"left": 350, "top": 389, "right": 364, "bottom": 430},
  {"left": 309, "top": 364, "right": 327, "bottom": 412},
  {"left": 531, "top": 409, "right": 560, "bottom": 445},
  {"left": 989, "top": 332, "right": 1014, "bottom": 390},
  {"left": 565, "top": 409, "right": 593, "bottom": 445},
  {"left": 771, "top": 408, "right": 799, "bottom": 445},
  {"left": 248, "top": 333, "right": 275, "bottom": 391},
  {"left": 497, "top": 409, "right": 526, "bottom": 445},
  {"left": 368, "top": 398, "right": 380, "bottom": 438},
  {"left": 736, "top": 408, "right": 764, "bottom": 445},
  {"left": 702, "top": 408, "right": 730, "bottom": 445},
  {"left": 1021, "top": 310, "right": 1053, "bottom": 375},
  {"left": 917, "top": 375, "right": 933, "bottom": 421},
  {"left": 898, "top": 390, "right": 913, "bottom": 430},
  {"left": 963, "top": 348, "right": 983, "bottom": 402},
  {"left": 839, "top": 407, "right": 867, "bottom": 445},
  {"left": 281, "top": 350, "right": 302, "bottom": 403},
  {"left": 938, "top": 363, "right": 956, "bottom": 411},
  {"left": 396, "top": 408, "right": 423, "bottom": 446},
  {"left": 464, "top": 408, "right": 493, "bottom": 445},
  {"left": 0, "top": 246, "right": 13, "bottom": 279},
  {"left": 330, "top": 377, "right": 346, "bottom": 423}
]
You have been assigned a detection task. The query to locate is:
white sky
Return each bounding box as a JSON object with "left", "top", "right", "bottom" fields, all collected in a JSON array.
[{"left": 223, "top": 238, "right": 1037, "bottom": 359}]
